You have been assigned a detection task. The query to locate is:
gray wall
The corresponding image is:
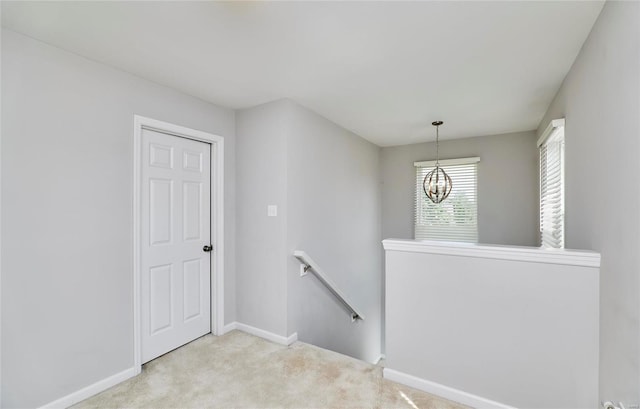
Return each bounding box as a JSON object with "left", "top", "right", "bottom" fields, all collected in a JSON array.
[
  {"left": 381, "top": 131, "right": 539, "bottom": 246},
  {"left": 235, "top": 101, "right": 289, "bottom": 336},
  {"left": 286, "top": 102, "right": 382, "bottom": 364},
  {"left": 235, "top": 100, "right": 382, "bottom": 362},
  {"left": 536, "top": 1, "right": 640, "bottom": 403},
  {"left": 1, "top": 30, "right": 237, "bottom": 408}
]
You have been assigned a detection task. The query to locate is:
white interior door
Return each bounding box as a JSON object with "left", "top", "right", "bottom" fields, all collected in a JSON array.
[{"left": 141, "top": 128, "right": 211, "bottom": 363}]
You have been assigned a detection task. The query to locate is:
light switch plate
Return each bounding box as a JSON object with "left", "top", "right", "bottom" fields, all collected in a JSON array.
[{"left": 267, "top": 205, "right": 278, "bottom": 217}]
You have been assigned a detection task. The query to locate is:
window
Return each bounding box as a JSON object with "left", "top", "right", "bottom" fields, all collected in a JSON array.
[
  {"left": 414, "top": 157, "right": 479, "bottom": 242},
  {"left": 538, "top": 119, "right": 565, "bottom": 249}
]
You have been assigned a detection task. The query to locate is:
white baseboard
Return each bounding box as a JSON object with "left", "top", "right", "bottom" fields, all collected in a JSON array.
[
  {"left": 383, "top": 368, "right": 515, "bottom": 409},
  {"left": 371, "top": 354, "right": 387, "bottom": 365},
  {"left": 37, "top": 324, "right": 295, "bottom": 408},
  {"left": 231, "top": 322, "right": 297, "bottom": 346},
  {"left": 39, "top": 367, "right": 138, "bottom": 409},
  {"left": 221, "top": 321, "right": 238, "bottom": 335}
]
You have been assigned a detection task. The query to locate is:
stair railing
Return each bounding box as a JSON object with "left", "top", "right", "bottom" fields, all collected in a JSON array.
[{"left": 293, "top": 250, "right": 365, "bottom": 322}]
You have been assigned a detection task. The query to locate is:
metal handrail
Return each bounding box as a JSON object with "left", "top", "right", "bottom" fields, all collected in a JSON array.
[{"left": 293, "top": 250, "right": 365, "bottom": 322}]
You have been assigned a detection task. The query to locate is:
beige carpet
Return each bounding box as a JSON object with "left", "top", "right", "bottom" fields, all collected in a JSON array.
[{"left": 74, "top": 330, "right": 467, "bottom": 409}]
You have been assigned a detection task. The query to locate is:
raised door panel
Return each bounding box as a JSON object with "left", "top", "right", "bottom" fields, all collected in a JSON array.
[
  {"left": 183, "top": 182, "right": 202, "bottom": 242},
  {"left": 150, "top": 144, "right": 173, "bottom": 169},
  {"left": 149, "top": 179, "right": 173, "bottom": 246},
  {"left": 183, "top": 259, "right": 202, "bottom": 322},
  {"left": 149, "top": 264, "right": 173, "bottom": 334},
  {"left": 183, "top": 150, "right": 202, "bottom": 173}
]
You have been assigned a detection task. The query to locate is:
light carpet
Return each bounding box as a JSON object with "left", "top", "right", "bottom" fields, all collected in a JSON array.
[{"left": 74, "top": 330, "right": 467, "bottom": 408}]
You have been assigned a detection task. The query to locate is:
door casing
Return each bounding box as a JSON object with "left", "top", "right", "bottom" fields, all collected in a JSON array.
[{"left": 133, "top": 115, "right": 224, "bottom": 373}]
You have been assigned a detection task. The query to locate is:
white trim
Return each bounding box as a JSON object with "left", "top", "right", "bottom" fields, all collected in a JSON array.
[
  {"left": 382, "top": 239, "right": 600, "bottom": 268},
  {"left": 235, "top": 322, "right": 298, "bottom": 346},
  {"left": 133, "top": 115, "right": 225, "bottom": 372},
  {"left": 133, "top": 116, "right": 142, "bottom": 373},
  {"left": 414, "top": 156, "right": 480, "bottom": 167},
  {"left": 38, "top": 367, "right": 138, "bottom": 409},
  {"left": 383, "top": 368, "right": 516, "bottom": 409},
  {"left": 0, "top": 26, "right": 3, "bottom": 405},
  {"left": 221, "top": 321, "right": 238, "bottom": 335},
  {"left": 537, "top": 118, "right": 565, "bottom": 147}
]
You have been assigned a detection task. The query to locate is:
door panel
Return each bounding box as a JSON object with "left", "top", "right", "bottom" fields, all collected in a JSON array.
[
  {"left": 149, "top": 264, "right": 173, "bottom": 334},
  {"left": 183, "top": 150, "right": 202, "bottom": 172},
  {"left": 150, "top": 179, "right": 173, "bottom": 245},
  {"left": 141, "top": 128, "right": 211, "bottom": 363},
  {"left": 183, "top": 259, "right": 202, "bottom": 321},
  {"left": 149, "top": 143, "right": 173, "bottom": 169},
  {"left": 183, "top": 182, "right": 202, "bottom": 241}
]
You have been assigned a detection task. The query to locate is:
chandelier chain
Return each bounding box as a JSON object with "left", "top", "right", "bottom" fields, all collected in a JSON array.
[{"left": 436, "top": 124, "right": 440, "bottom": 166}]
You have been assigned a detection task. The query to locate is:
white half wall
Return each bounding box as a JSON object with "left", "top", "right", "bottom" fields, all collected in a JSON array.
[
  {"left": 536, "top": 1, "right": 640, "bottom": 403},
  {"left": 1, "top": 30, "right": 236, "bottom": 408},
  {"left": 384, "top": 239, "right": 600, "bottom": 409}
]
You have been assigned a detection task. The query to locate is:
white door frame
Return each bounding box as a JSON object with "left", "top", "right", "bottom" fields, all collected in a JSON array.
[{"left": 132, "top": 115, "right": 224, "bottom": 372}]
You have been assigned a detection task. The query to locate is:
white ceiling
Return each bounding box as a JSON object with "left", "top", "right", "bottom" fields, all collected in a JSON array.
[{"left": 1, "top": 1, "right": 603, "bottom": 146}]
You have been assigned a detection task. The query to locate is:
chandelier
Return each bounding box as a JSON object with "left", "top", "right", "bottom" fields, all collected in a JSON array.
[{"left": 423, "top": 121, "right": 452, "bottom": 204}]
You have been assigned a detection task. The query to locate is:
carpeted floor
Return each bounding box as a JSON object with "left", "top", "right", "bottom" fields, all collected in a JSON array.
[{"left": 74, "top": 330, "right": 467, "bottom": 408}]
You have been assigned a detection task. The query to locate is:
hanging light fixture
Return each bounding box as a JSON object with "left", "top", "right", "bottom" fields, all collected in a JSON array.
[{"left": 423, "top": 120, "right": 452, "bottom": 204}]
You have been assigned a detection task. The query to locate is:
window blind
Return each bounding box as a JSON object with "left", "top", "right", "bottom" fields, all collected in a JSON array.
[
  {"left": 414, "top": 158, "right": 479, "bottom": 242},
  {"left": 539, "top": 120, "right": 565, "bottom": 249}
]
